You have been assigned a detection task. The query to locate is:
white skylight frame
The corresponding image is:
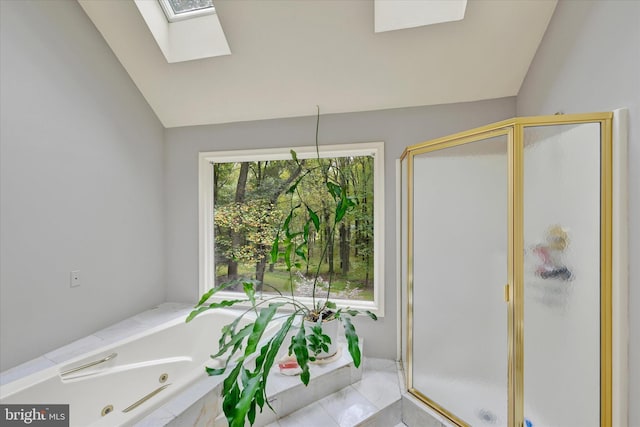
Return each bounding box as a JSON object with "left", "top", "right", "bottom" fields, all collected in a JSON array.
[
  {"left": 158, "top": 0, "right": 216, "bottom": 23},
  {"left": 134, "top": 0, "right": 230, "bottom": 63},
  {"left": 374, "top": 0, "right": 467, "bottom": 33}
]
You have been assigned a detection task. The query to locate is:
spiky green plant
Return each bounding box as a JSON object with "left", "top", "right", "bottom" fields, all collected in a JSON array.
[{"left": 186, "top": 107, "right": 377, "bottom": 427}]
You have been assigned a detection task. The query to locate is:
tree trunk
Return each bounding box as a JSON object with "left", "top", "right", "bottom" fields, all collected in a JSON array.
[
  {"left": 255, "top": 251, "right": 267, "bottom": 292},
  {"left": 325, "top": 224, "right": 334, "bottom": 275},
  {"left": 364, "top": 234, "right": 371, "bottom": 288},
  {"left": 340, "top": 222, "right": 349, "bottom": 275},
  {"left": 228, "top": 162, "right": 249, "bottom": 279},
  {"left": 306, "top": 230, "right": 314, "bottom": 275},
  {"left": 252, "top": 162, "right": 304, "bottom": 282}
]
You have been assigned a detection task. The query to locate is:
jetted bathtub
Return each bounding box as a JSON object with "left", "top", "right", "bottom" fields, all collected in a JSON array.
[{"left": 0, "top": 308, "right": 273, "bottom": 427}]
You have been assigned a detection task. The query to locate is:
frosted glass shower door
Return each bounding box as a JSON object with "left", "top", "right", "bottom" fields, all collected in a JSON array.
[
  {"left": 523, "top": 123, "right": 602, "bottom": 427},
  {"left": 410, "top": 134, "right": 509, "bottom": 426},
  {"left": 403, "top": 112, "right": 617, "bottom": 427}
]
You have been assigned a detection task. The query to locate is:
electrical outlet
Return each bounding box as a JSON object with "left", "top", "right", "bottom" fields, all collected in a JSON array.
[{"left": 70, "top": 270, "right": 80, "bottom": 288}]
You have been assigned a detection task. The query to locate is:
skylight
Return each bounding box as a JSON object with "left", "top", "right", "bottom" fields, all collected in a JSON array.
[
  {"left": 159, "top": 0, "right": 215, "bottom": 22},
  {"left": 134, "top": 0, "right": 230, "bottom": 63},
  {"left": 374, "top": 0, "right": 467, "bottom": 33}
]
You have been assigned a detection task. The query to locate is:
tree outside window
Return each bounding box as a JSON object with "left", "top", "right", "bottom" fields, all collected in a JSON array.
[{"left": 212, "top": 154, "right": 375, "bottom": 302}]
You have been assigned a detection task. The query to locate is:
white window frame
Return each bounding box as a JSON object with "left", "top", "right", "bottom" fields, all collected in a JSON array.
[
  {"left": 198, "top": 142, "right": 385, "bottom": 317},
  {"left": 158, "top": 0, "right": 216, "bottom": 23}
]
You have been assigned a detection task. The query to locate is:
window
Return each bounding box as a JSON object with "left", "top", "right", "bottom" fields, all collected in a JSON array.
[
  {"left": 135, "top": 0, "right": 230, "bottom": 63},
  {"left": 199, "top": 143, "right": 385, "bottom": 316},
  {"left": 159, "top": 0, "right": 215, "bottom": 22}
]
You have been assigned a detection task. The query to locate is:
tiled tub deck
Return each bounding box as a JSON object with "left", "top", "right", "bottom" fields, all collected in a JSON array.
[{"left": 1, "top": 303, "right": 449, "bottom": 427}]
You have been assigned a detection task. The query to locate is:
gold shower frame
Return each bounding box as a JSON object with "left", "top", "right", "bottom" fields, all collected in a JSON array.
[{"left": 400, "top": 112, "right": 613, "bottom": 427}]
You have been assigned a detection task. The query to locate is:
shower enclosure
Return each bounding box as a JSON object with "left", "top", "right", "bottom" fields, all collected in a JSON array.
[{"left": 399, "top": 112, "right": 627, "bottom": 427}]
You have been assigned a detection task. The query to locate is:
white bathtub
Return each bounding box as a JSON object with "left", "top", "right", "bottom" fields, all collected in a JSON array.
[{"left": 0, "top": 307, "right": 267, "bottom": 427}]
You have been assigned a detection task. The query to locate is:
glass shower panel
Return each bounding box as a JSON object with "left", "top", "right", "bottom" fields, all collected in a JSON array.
[
  {"left": 411, "top": 135, "right": 508, "bottom": 426},
  {"left": 523, "top": 123, "right": 601, "bottom": 427}
]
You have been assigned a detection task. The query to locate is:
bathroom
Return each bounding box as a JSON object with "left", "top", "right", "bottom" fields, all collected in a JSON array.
[{"left": 1, "top": 1, "right": 638, "bottom": 426}]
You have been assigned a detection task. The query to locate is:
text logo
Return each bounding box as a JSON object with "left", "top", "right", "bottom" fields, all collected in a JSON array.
[{"left": 1, "top": 405, "right": 69, "bottom": 426}]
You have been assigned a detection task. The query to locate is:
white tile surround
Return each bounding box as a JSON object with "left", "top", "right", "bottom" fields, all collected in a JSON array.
[
  {"left": 265, "top": 358, "right": 401, "bottom": 427},
  {"left": 0, "top": 303, "right": 193, "bottom": 386},
  {"left": 1, "top": 304, "right": 447, "bottom": 427}
]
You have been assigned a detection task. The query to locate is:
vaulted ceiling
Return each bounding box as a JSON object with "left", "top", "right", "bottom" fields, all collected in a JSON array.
[{"left": 79, "top": 0, "right": 557, "bottom": 128}]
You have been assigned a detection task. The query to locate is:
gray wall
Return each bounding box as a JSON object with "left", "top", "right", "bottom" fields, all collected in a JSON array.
[
  {"left": 517, "top": 0, "right": 639, "bottom": 424},
  {"left": 165, "top": 98, "right": 516, "bottom": 359},
  {"left": 6, "top": 2, "right": 632, "bottom": 414},
  {"left": 0, "top": 0, "right": 166, "bottom": 370}
]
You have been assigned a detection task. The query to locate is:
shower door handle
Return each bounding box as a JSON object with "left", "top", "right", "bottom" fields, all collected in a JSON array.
[{"left": 504, "top": 284, "right": 510, "bottom": 302}]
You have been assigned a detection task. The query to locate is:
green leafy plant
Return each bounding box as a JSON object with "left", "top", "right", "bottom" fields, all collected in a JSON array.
[{"left": 186, "top": 107, "right": 377, "bottom": 427}]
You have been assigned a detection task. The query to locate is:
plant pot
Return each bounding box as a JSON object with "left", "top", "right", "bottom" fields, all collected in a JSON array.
[{"left": 303, "top": 317, "right": 339, "bottom": 359}]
